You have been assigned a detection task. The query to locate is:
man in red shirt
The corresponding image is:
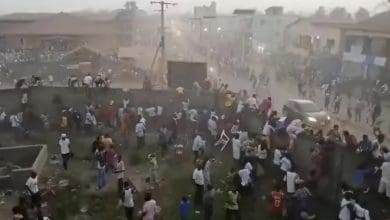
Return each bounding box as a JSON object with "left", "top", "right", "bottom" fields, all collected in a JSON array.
[
  {"left": 270, "top": 184, "right": 285, "bottom": 219},
  {"left": 343, "top": 130, "right": 358, "bottom": 149},
  {"left": 260, "top": 97, "right": 272, "bottom": 117}
]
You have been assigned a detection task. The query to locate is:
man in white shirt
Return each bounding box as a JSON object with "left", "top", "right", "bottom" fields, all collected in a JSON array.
[
  {"left": 188, "top": 109, "right": 198, "bottom": 122},
  {"left": 115, "top": 155, "right": 126, "bottom": 194},
  {"left": 284, "top": 169, "right": 302, "bottom": 194},
  {"left": 10, "top": 114, "right": 20, "bottom": 128},
  {"left": 83, "top": 73, "right": 93, "bottom": 87},
  {"left": 378, "top": 158, "right": 390, "bottom": 198},
  {"left": 372, "top": 134, "right": 385, "bottom": 159},
  {"left": 135, "top": 120, "right": 146, "bottom": 148},
  {"left": 192, "top": 134, "right": 205, "bottom": 162},
  {"left": 238, "top": 166, "right": 252, "bottom": 194},
  {"left": 338, "top": 192, "right": 355, "bottom": 220},
  {"left": 280, "top": 155, "right": 292, "bottom": 173},
  {"left": 355, "top": 202, "right": 370, "bottom": 220},
  {"left": 232, "top": 134, "right": 241, "bottom": 163},
  {"left": 25, "top": 171, "right": 40, "bottom": 207},
  {"left": 273, "top": 148, "right": 282, "bottom": 166},
  {"left": 246, "top": 94, "right": 258, "bottom": 110},
  {"left": 0, "top": 108, "right": 6, "bottom": 128},
  {"left": 207, "top": 116, "right": 218, "bottom": 140},
  {"left": 204, "top": 157, "right": 215, "bottom": 186},
  {"left": 59, "top": 133, "right": 71, "bottom": 170},
  {"left": 48, "top": 74, "right": 54, "bottom": 86},
  {"left": 193, "top": 165, "right": 204, "bottom": 210},
  {"left": 122, "top": 181, "right": 135, "bottom": 220}
]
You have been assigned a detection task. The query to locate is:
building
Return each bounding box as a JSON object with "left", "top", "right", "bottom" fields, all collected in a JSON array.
[
  {"left": 265, "top": 6, "right": 284, "bottom": 16},
  {"left": 285, "top": 18, "right": 347, "bottom": 56},
  {"left": 340, "top": 11, "right": 390, "bottom": 80},
  {"left": 252, "top": 7, "right": 298, "bottom": 52},
  {"left": 194, "top": 1, "right": 217, "bottom": 19},
  {"left": 0, "top": 13, "right": 120, "bottom": 52}
]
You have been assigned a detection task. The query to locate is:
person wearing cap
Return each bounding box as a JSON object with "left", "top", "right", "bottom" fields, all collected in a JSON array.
[{"left": 59, "top": 133, "right": 71, "bottom": 170}]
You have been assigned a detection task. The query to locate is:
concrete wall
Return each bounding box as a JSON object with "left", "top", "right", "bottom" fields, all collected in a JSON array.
[
  {"left": 0, "top": 87, "right": 218, "bottom": 117},
  {"left": 0, "top": 145, "right": 47, "bottom": 189}
]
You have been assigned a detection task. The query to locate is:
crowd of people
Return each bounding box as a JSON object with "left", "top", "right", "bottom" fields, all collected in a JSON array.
[
  {"left": 3, "top": 73, "right": 390, "bottom": 220},
  {"left": 1, "top": 49, "right": 389, "bottom": 220}
]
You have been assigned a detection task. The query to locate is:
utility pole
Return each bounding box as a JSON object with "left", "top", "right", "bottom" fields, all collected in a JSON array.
[{"left": 151, "top": 1, "right": 177, "bottom": 87}]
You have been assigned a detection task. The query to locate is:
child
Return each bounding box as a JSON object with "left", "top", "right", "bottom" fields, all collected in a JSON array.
[{"left": 179, "top": 196, "right": 190, "bottom": 220}]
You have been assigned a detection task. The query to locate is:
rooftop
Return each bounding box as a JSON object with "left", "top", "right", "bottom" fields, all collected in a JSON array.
[
  {"left": 0, "top": 12, "right": 118, "bottom": 35},
  {"left": 343, "top": 10, "right": 390, "bottom": 34}
]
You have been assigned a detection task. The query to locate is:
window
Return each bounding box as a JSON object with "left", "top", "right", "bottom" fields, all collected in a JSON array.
[
  {"left": 298, "top": 35, "right": 311, "bottom": 50},
  {"left": 370, "top": 38, "right": 386, "bottom": 57},
  {"left": 299, "top": 102, "right": 320, "bottom": 112},
  {"left": 326, "top": 39, "right": 335, "bottom": 49}
]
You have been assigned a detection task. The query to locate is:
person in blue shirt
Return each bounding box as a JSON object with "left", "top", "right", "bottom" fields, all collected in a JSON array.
[
  {"left": 179, "top": 196, "right": 191, "bottom": 220},
  {"left": 352, "top": 163, "right": 372, "bottom": 194}
]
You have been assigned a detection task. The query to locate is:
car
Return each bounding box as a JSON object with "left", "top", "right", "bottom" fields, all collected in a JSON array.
[{"left": 282, "top": 99, "right": 331, "bottom": 128}]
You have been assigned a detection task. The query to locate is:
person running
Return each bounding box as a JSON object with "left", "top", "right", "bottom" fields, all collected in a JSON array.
[
  {"left": 377, "top": 157, "right": 390, "bottom": 198},
  {"left": 225, "top": 188, "right": 241, "bottom": 220},
  {"left": 354, "top": 98, "right": 364, "bottom": 122},
  {"left": 192, "top": 133, "right": 205, "bottom": 163},
  {"left": 333, "top": 93, "right": 342, "bottom": 114},
  {"left": 179, "top": 196, "right": 190, "bottom": 220},
  {"left": 192, "top": 164, "right": 204, "bottom": 213},
  {"left": 96, "top": 147, "right": 107, "bottom": 190},
  {"left": 25, "top": 171, "right": 40, "bottom": 208},
  {"left": 59, "top": 133, "right": 71, "bottom": 170},
  {"left": 270, "top": 184, "right": 285, "bottom": 219},
  {"left": 232, "top": 133, "right": 241, "bottom": 166},
  {"left": 135, "top": 118, "right": 146, "bottom": 148},
  {"left": 204, "top": 156, "right": 216, "bottom": 186},
  {"left": 284, "top": 168, "right": 303, "bottom": 194},
  {"left": 115, "top": 155, "right": 126, "bottom": 194},
  {"left": 203, "top": 185, "right": 215, "bottom": 220},
  {"left": 122, "top": 181, "right": 135, "bottom": 220},
  {"left": 141, "top": 192, "right": 159, "bottom": 220},
  {"left": 324, "top": 89, "right": 331, "bottom": 110},
  {"left": 158, "top": 126, "right": 169, "bottom": 157}
]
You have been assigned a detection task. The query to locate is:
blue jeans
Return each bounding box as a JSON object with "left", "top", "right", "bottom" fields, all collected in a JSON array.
[{"left": 97, "top": 168, "right": 107, "bottom": 189}]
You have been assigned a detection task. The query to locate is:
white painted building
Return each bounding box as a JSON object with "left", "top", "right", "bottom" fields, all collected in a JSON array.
[
  {"left": 340, "top": 11, "right": 390, "bottom": 80},
  {"left": 251, "top": 13, "right": 298, "bottom": 51},
  {"left": 285, "top": 18, "right": 346, "bottom": 56}
]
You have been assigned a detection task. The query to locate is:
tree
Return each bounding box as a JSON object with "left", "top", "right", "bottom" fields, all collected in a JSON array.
[
  {"left": 329, "top": 7, "right": 352, "bottom": 20},
  {"left": 313, "top": 6, "right": 327, "bottom": 18},
  {"left": 355, "top": 7, "right": 370, "bottom": 21}
]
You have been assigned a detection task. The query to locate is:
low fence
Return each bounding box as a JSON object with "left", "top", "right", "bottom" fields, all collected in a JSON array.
[{"left": 0, "top": 145, "right": 47, "bottom": 189}]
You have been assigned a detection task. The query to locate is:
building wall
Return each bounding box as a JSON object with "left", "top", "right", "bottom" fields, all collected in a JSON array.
[
  {"left": 3, "top": 34, "right": 119, "bottom": 52},
  {"left": 286, "top": 20, "right": 342, "bottom": 56},
  {"left": 252, "top": 14, "right": 297, "bottom": 51},
  {"left": 194, "top": 2, "right": 216, "bottom": 19},
  {"left": 341, "top": 30, "right": 390, "bottom": 79}
]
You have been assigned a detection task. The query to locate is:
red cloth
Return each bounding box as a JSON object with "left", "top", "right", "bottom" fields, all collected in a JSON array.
[
  {"left": 345, "top": 134, "right": 358, "bottom": 148},
  {"left": 270, "top": 191, "right": 284, "bottom": 215}
]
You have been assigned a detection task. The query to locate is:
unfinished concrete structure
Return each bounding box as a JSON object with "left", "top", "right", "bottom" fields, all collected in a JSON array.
[{"left": 0, "top": 145, "right": 47, "bottom": 189}]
